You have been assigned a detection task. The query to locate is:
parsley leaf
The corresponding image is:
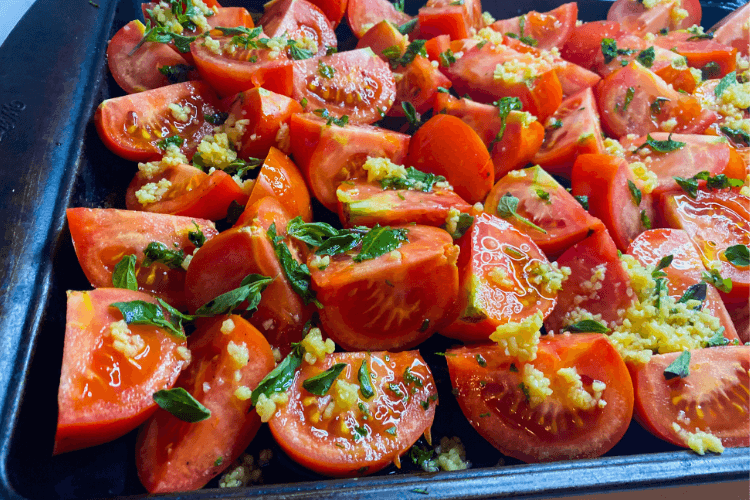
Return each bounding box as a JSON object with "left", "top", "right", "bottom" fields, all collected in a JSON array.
[
  {"left": 267, "top": 223, "right": 322, "bottom": 307},
  {"left": 388, "top": 39, "right": 427, "bottom": 69},
  {"left": 702, "top": 269, "right": 732, "bottom": 293},
  {"left": 627, "top": 179, "right": 642, "bottom": 206},
  {"left": 142, "top": 241, "right": 184, "bottom": 269},
  {"left": 110, "top": 299, "right": 186, "bottom": 339},
  {"left": 562, "top": 319, "right": 610, "bottom": 333},
  {"left": 402, "top": 101, "right": 420, "bottom": 127},
  {"left": 673, "top": 171, "right": 743, "bottom": 198},
  {"left": 621, "top": 86, "right": 635, "bottom": 112},
  {"left": 397, "top": 18, "right": 418, "bottom": 35},
  {"left": 194, "top": 273, "right": 273, "bottom": 317},
  {"left": 632, "top": 133, "right": 685, "bottom": 154},
  {"left": 724, "top": 244, "right": 749, "bottom": 267},
  {"left": 251, "top": 343, "right": 304, "bottom": 405},
  {"left": 714, "top": 71, "right": 736, "bottom": 99},
  {"left": 495, "top": 193, "right": 548, "bottom": 234},
  {"left": 153, "top": 388, "right": 210, "bottom": 423},
  {"left": 663, "top": 351, "right": 690, "bottom": 380},
  {"left": 302, "top": 363, "right": 347, "bottom": 395},
  {"left": 112, "top": 255, "right": 138, "bottom": 291},
  {"left": 380, "top": 166, "right": 447, "bottom": 192},
  {"left": 439, "top": 48, "right": 456, "bottom": 67},
  {"left": 650, "top": 97, "right": 669, "bottom": 115},
  {"left": 353, "top": 225, "right": 409, "bottom": 263}
]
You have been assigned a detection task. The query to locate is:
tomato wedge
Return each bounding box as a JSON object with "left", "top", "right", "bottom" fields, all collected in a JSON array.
[
  {"left": 653, "top": 31, "right": 738, "bottom": 78},
  {"left": 710, "top": 2, "right": 750, "bottom": 56},
  {"left": 55, "top": 288, "right": 188, "bottom": 455},
  {"left": 259, "top": 0, "right": 338, "bottom": 57},
  {"left": 346, "top": 0, "right": 412, "bottom": 38},
  {"left": 490, "top": 2, "right": 578, "bottom": 50},
  {"left": 136, "top": 315, "right": 275, "bottom": 492},
  {"left": 607, "top": 0, "right": 700, "bottom": 35},
  {"left": 390, "top": 55, "right": 452, "bottom": 116},
  {"left": 560, "top": 20, "right": 624, "bottom": 70},
  {"left": 446, "top": 334, "right": 634, "bottom": 463},
  {"left": 66, "top": 208, "right": 218, "bottom": 310},
  {"left": 630, "top": 346, "right": 749, "bottom": 451}
]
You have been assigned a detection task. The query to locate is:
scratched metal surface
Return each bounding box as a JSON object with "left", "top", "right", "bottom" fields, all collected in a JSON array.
[{"left": 0, "top": 0, "right": 747, "bottom": 499}]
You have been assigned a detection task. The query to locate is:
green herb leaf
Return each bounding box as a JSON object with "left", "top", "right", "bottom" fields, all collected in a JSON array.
[
  {"left": 287, "top": 217, "right": 341, "bottom": 247},
  {"left": 204, "top": 111, "right": 229, "bottom": 125},
  {"left": 436, "top": 86, "right": 450, "bottom": 93},
  {"left": 251, "top": 344, "right": 303, "bottom": 405},
  {"left": 704, "top": 328, "right": 729, "bottom": 347},
  {"left": 621, "top": 86, "right": 635, "bottom": 112},
  {"left": 574, "top": 195, "right": 589, "bottom": 210},
  {"left": 157, "top": 135, "right": 184, "bottom": 150},
  {"left": 475, "top": 354, "right": 487, "bottom": 367},
  {"left": 381, "top": 44, "right": 402, "bottom": 60},
  {"left": 703, "top": 173, "right": 743, "bottom": 191},
  {"left": 224, "top": 200, "right": 245, "bottom": 226},
  {"left": 515, "top": 15, "right": 538, "bottom": 46},
  {"left": 142, "top": 241, "right": 184, "bottom": 268},
  {"left": 409, "top": 445, "right": 438, "bottom": 472},
  {"left": 714, "top": 71, "right": 737, "bottom": 98},
  {"left": 495, "top": 193, "right": 548, "bottom": 234},
  {"left": 562, "top": 319, "right": 610, "bottom": 333},
  {"left": 315, "top": 231, "right": 364, "bottom": 256},
  {"left": 385, "top": 426, "right": 398, "bottom": 435},
  {"left": 489, "top": 97, "right": 523, "bottom": 149},
  {"left": 214, "top": 457, "right": 224, "bottom": 466},
  {"left": 402, "top": 101, "right": 420, "bottom": 127},
  {"left": 702, "top": 269, "right": 732, "bottom": 293},
  {"left": 352, "top": 225, "right": 409, "bottom": 263},
  {"left": 158, "top": 64, "right": 195, "bottom": 84},
  {"left": 312, "top": 108, "right": 349, "bottom": 127},
  {"left": 449, "top": 213, "right": 474, "bottom": 240},
  {"left": 112, "top": 255, "right": 138, "bottom": 291},
  {"left": 636, "top": 46, "right": 655, "bottom": 67},
  {"left": 412, "top": 488, "right": 429, "bottom": 495},
  {"left": 302, "top": 363, "right": 347, "bottom": 396},
  {"left": 601, "top": 38, "right": 636, "bottom": 64},
  {"left": 358, "top": 359, "right": 375, "bottom": 399},
  {"left": 194, "top": 273, "right": 273, "bottom": 317},
  {"left": 650, "top": 97, "right": 670, "bottom": 115},
  {"left": 380, "top": 166, "right": 447, "bottom": 192},
  {"left": 388, "top": 39, "right": 427, "bottom": 69},
  {"left": 663, "top": 350, "right": 691, "bottom": 380},
  {"left": 673, "top": 175, "right": 700, "bottom": 198},
  {"left": 720, "top": 126, "right": 750, "bottom": 147},
  {"left": 188, "top": 221, "right": 206, "bottom": 248},
  {"left": 652, "top": 255, "right": 673, "bottom": 278},
  {"left": 548, "top": 118, "right": 563, "bottom": 129},
  {"left": 627, "top": 179, "right": 642, "bottom": 206},
  {"left": 110, "top": 300, "right": 185, "bottom": 338},
  {"left": 676, "top": 282, "right": 707, "bottom": 309},
  {"left": 654, "top": 277, "right": 668, "bottom": 309},
  {"left": 700, "top": 61, "right": 721, "bottom": 80},
  {"left": 393, "top": 0, "right": 405, "bottom": 12},
  {"left": 267, "top": 223, "right": 321, "bottom": 307},
  {"left": 439, "top": 48, "right": 456, "bottom": 68},
  {"left": 397, "top": 18, "right": 418, "bottom": 35},
  {"left": 404, "top": 367, "right": 424, "bottom": 387},
  {"left": 686, "top": 33, "right": 713, "bottom": 41},
  {"left": 318, "top": 60, "right": 336, "bottom": 78},
  {"left": 640, "top": 209, "right": 652, "bottom": 230},
  {"left": 519, "top": 382, "right": 531, "bottom": 403},
  {"left": 287, "top": 39, "right": 315, "bottom": 60},
  {"left": 632, "top": 133, "right": 685, "bottom": 154},
  {"left": 509, "top": 363, "right": 518, "bottom": 372},
  {"left": 724, "top": 244, "right": 750, "bottom": 267},
  {"left": 153, "top": 387, "right": 210, "bottom": 422}
]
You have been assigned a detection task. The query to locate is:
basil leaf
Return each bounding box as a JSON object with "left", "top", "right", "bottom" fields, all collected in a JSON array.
[
  {"left": 720, "top": 126, "right": 750, "bottom": 147},
  {"left": 714, "top": 71, "right": 736, "bottom": 99},
  {"left": 112, "top": 255, "right": 138, "bottom": 291},
  {"left": 142, "top": 241, "right": 184, "bottom": 268},
  {"left": 686, "top": 33, "right": 713, "bottom": 41},
  {"left": 439, "top": 48, "right": 456, "bottom": 68},
  {"left": 287, "top": 39, "right": 314, "bottom": 60},
  {"left": 358, "top": 359, "right": 375, "bottom": 399},
  {"left": 224, "top": 200, "right": 245, "bottom": 226},
  {"left": 251, "top": 344, "right": 304, "bottom": 406},
  {"left": 318, "top": 60, "right": 336, "bottom": 78},
  {"left": 489, "top": 97, "right": 523, "bottom": 149},
  {"left": 654, "top": 277, "right": 668, "bottom": 309},
  {"left": 677, "top": 282, "right": 707, "bottom": 309},
  {"left": 188, "top": 221, "right": 206, "bottom": 248},
  {"left": 673, "top": 175, "right": 699, "bottom": 198},
  {"left": 315, "top": 231, "right": 364, "bottom": 256},
  {"left": 724, "top": 244, "right": 750, "bottom": 267},
  {"left": 704, "top": 328, "right": 729, "bottom": 347},
  {"left": 495, "top": 193, "right": 548, "bottom": 234},
  {"left": 382, "top": 44, "right": 402, "bottom": 60},
  {"left": 204, "top": 112, "right": 228, "bottom": 125},
  {"left": 402, "top": 101, "right": 420, "bottom": 128},
  {"left": 380, "top": 166, "right": 447, "bottom": 193},
  {"left": 650, "top": 97, "right": 669, "bottom": 115},
  {"left": 302, "top": 363, "right": 347, "bottom": 396},
  {"left": 157, "top": 135, "right": 184, "bottom": 150},
  {"left": 636, "top": 46, "right": 655, "bottom": 67},
  {"left": 158, "top": 64, "right": 195, "bottom": 84},
  {"left": 601, "top": 38, "right": 636, "bottom": 64},
  {"left": 194, "top": 273, "right": 273, "bottom": 316},
  {"left": 312, "top": 108, "right": 348, "bottom": 127},
  {"left": 702, "top": 269, "right": 732, "bottom": 293},
  {"left": 449, "top": 213, "right": 474, "bottom": 240},
  {"left": 110, "top": 300, "right": 185, "bottom": 338},
  {"left": 640, "top": 210, "right": 652, "bottom": 230},
  {"left": 153, "top": 388, "right": 211, "bottom": 422},
  {"left": 397, "top": 18, "right": 418, "bottom": 35},
  {"left": 267, "top": 223, "right": 322, "bottom": 307},
  {"left": 663, "top": 350, "right": 690, "bottom": 380},
  {"left": 621, "top": 86, "right": 635, "bottom": 112},
  {"left": 287, "top": 217, "right": 341, "bottom": 247},
  {"left": 574, "top": 195, "right": 589, "bottom": 210},
  {"left": 211, "top": 26, "right": 262, "bottom": 38},
  {"left": 652, "top": 255, "right": 673, "bottom": 278},
  {"left": 352, "top": 225, "right": 409, "bottom": 262},
  {"left": 389, "top": 39, "right": 427, "bottom": 69},
  {"left": 627, "top": 179, "right": 642, "bottom": 206},
  {"left": 562, "top": 319, "right": 610, "bottom": 333},
  {"left": 632, "top": 133, "right": 685, "bottom": 154},
  {"left": 705, "top": 173, "right": 743, "bottom": 191}
]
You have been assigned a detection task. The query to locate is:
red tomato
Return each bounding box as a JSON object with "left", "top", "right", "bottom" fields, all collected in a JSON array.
[
  {"left": 418, "top": 6, "right": 471, "bottom": 40},
  {"left": 66, "top": 208, "right": 217, "bottom": 309},
  {"left": 607, "top": 0, "right": 700, "bottom": 35},
  {"left": 269, "top": 351, "right": 437, "bottom": 476},
  {"left": 571, "top": 154, "right": 656, "bottom": 252},
  {"left": 653, "top": 31, "right": 738, "bottom": 78},
  {"left": 710, "top": 2, "right": 750, "bottom": 56},
  {"left": 560, "top": 20, "right": 624, "bottom": 70},
  {"left": 125, "top": 163, "right": 249, "bottom": 221},
  {"left": 336, "top": 180, "right": 471, "bottom": 228},
  {"left": 630, "top": 346, "right": 749, "bottom": 450},
  {"left": 484, "top": 166, "right": 605, "bottom": 259},
  {"left": 627, "top": 228, "right": 739, "bottom": 342},
  {"left": 225, "top": 87, "right": 303, "bottom": 160},
  {"left": 54, "top": 288, "right": 188, "bottom": 455},
  {"left": 425, "top": 0, "right": 482, "bottom": 31},
  {"left": 346, "top": 0, "right": 412, "bottom": 38},
  {"left": 291, "top": 48, "right": 396, "bottom": 124},
  {"left": 490, "top": 2, "right": 578, "bottom": 50},
  {"left": 289, "top": 113, "right": 410, "bottom": 211},
  {"left": 307, "top": 0, "right": 348, "bottom": 28},
  {"left": 310, "top": 225, "right": 459, "bottom": 351},
  {"left": 390, "top": 55, "right": 452, "bottom": 116},
  {"left": 661, "top": 188, "right": 750, "bottom": 304},
  {"left": 356, "top": 20, "right": 408, "bottom": 62},
  {"left": 136, "top": 315, "right": 275, "bottom": 492},
  {"left": 544, "top": 229, "right": 636, "bottom": 335},
  {"left": 532, "top": 87, "right": 604, "bottom": 176},
  {"left": 446, "top": 335, "right": 634, "bottom": 463},
  {"left": 434, "top": 93, "right": 545, "bottom": 179},
  {"left": 95, "top": 81, "right": 221, "bottom": 161},
  {"left": 406, "top": 114, "right": 493, "bottom": 204},
  {"left": 441, "top": 211, "right": 558, "bottom": 342},
  {"left": 107, "top": 20, "right": 200, "bottom": 94},
  {"left": 259, "top": 0, "right": 338, "bottom": 57},
  {"left": 596, "top": 62, "right": 718, "bottom": 139}
]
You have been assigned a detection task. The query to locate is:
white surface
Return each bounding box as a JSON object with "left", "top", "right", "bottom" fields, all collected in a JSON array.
[{"left": 0, "top": 0, "right": 36, "bottom": 47}]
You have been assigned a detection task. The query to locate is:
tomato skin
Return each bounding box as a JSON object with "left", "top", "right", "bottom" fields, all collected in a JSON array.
[
  {"left": 289, "top": 113, "right": 410, "bottom": 211},
  {"left": 710, "top": 2, "right": 750, "bottom": 56},
  {"left": 259, "top": 0, "right": 338, "bottom": 57},
  {"left": 66, "top": 208, "right": 217, "bottom": 310},
  {"left": 291, "top": 48, "right": 396, "bottom": 124},
  {"left": 490, "top": 2, "right": 578, "bottom": 50},
  {"left": 560, "top": 21, "right": 624, "bottom": 70},
  {"left": 356, "top": 20, "right": 408, "bottom": 62},
  {"left": 390, "top": 55, "right": 452, "bottom": 116},
  {"left": 269, "top": 351, "right": 437, "bottom": 477},
  {"left": 54, "top": 289, "right": 188, "bottom": 455},
  {"left": 418, "top": 6, "right": 471, "bottom": 40},
  {"left": 310, "top": 225, "right": 459, "bottom": 351},
  {"left": 136, "top": 315, "right": 275, "bottom": 493},
  {"left": 607, "top": 0, "right": 701, "bottom": 35},
  {"left": 484, "top": 166, "right": 605, "bottom": 259},
  {"left": 95, "top": 81, "right": 221, "bottom": 161},
  {"left": 406, "top": 114, "right": 493, "bottom": 205},
  {"left": 346, "top": 0, "right": 411, "bottom": 38},
  {"left": 630, "top": 346, "right": 750, "bottom": 450},
  {"left": 446, "top": 335, "right": 634, "bottom": 463},
  {"left": 572, "top": 154, "right": 655, "bottom": 252},
  {"left": 306, "top": 0, "right": 348, "bottom": 28}
]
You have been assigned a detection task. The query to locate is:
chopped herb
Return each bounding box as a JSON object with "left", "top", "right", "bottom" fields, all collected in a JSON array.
[
  {"left": 214, "top": 457, "right": 223, "bottom": 466},
  {"left": 267, "top": 223, "right": 321, "bottom": 307},
  {"left": 158, "top": 64, "right": 195, "bottom": 84},
  {"left": 686, "top": 33, "right": 713, "bottom": 41},
  {"left": 714, "top": 71, "right": 736, "bottom": 98},
  {"left": 627, "top": 179, "right": 642, "bottom": 206},
  {"left": 188, "top": 221, "right": 206, "bottom": 248},
  {"left": 518, "top": 382, "right": 530, "bottom": 403},
  {"left": 724, "top": 245, "right": 750, "bottom": 267},
  {"left": 640, "top": 210, "right": 652, "bottom": 229},
  {"left": 489, "top": 97, "right": 523, "bottom": 150},
  {"left": 514, "top": 15, "right": 538, "bottom": 46},
  {"left": 420, "top": 400, "right": 430, "bottom": 410},
  {"left": 318, "top": 60, "right": 336, "bottom": 78},
  {"left": 632, "top": 133, "right": 685, "bottom": 154},
  {"left": 659, "top": 27, "right": 669, "bottom": 35},
  {"left": 382, "top": 44, "right": 402, "bottom": 60},
  {"left": 352, "top": 225, "right": 409, "bottom": 263},
  {"left": 142, "top": 241, "right": 184, "bottom": 268},
  {"left": 194, "top": 273, "right": 273, "bottom": 317},
  {"left": 287, "top": 217, "right": 341, "bottom": 247},
  {"left": 325, "top": 45, "right": 338, "bottom": 55},
  {"left": 153, "top": 388, "right": 210, "bottom": 423},
  {"left": 495, "top": 193, "right": 548, "bottom": 234},
  {"left": 650, "top": 97, "right": 669, "bottom": 115},
  {"left": 352, "top": 425, "right": 368, "bottom": 440},
  {"left": 702, "top": 269, "right": 732, "bottom": 293},
  {"left": 449, "top": 0, "right": 464, "bottom": 4},
  {"left": 419, "top": 319, "right": 430, "bottom": 332},
  {"left": 574, "top": 195, "right": 589, "bottom": 210},
  {"left": 509, "top": 363, "right": 518, "bottom": 372},
  {"left": 654, "top": 277, "right": 667, "bottom": 309},
  {"left": 312, "top": 108, "right": 349, "bottom": 127},
  {"left": 447, "top": 213, "right": 474, "bottom": 240},
  {"left": 89, "top": 0, "right": 99, "bottom": 6},
  {"left": 203, "top": 111, "right": 228, "bottom": 125},
  {"left": 677, "top": 282, "right": 707, "bottom": 309},
  {"left": 287, "top": 39, "right": 315, "bottom": 60},
  {"left": 562, "top": 319, "right": 610, "bottom": 333},
  {"left": 402, "top": 101, "right": 420, "bottom": 127},
  {"left": 388, "top": 39, "right": 427, "bottom": 69},
  {"left": 720, "top": 126, "right": 750, "bottom": 146},
  {"left": 385, "top": 426, "right": 397, "bottom": 435},
  {"left": 436, "top": 86, "right": 450, "bottom": 93},
  {"left": 475, "top": 354, "right": 487, "bottom": 367},
  {"left": 358, "top": 401, "right": 371, "bottom": 417},
  {"left": 412, "top": 488, "right": 429, "bottom": 495},
  {"left": 380, "top": 166, "right": 446, "bottom": 192},
  {"left": 535, "top": 189, "right": 550, "bottom": 203},
  {"left": 302, "top": 363, "right": 347, "bottom": 396},
  {"left": 673, "top": 171, "right": 743, "bottom": 198},
  {"left": 300, "top": 97, "right": 308, "bottom": 108},
  {"left": 636, "top": 46, "right": 655, "bottom": 67},
  {"left": 156, "top": 135, "right": 184, "bottom": 150},
  {"left": 130, "top": 23, "right": 203, "bottom": 55},
  {"left": 601, "top": 38, "right": 636, "bottom": 64},
  {"left": 652, "top": 255, "right": 674, "bottom": 278},
  {"left": 388, "top": 382, "right": 406, "bottom": 400},
  {"left": 704, "top": 328, "right": 729, "bottom": 347},
  {"left": 700, "top": 61, "right": 721, "bottom": 80},
  {"left": 110, "top": 299, "right": 186, "bottom": 338},
  {"left": 479, "top": 412, "right": 490, "bottom": 418},
  {"left": 393, "top": 0, "right": 405, "bottom": 12},
  {"left": 224, "top": 200, "right": 244, "bottom": 226},
  {"left": 404, "top": 367, "right": 424, "bottom": 387},
  {"left": 358, "top": 359, "right": 375, "bottom": 399},
  {"left": 251, "top": 343, "right": 304, "bottom": 405},
  {"left": 621, "top": 86, "right": 635, "bottom": 112},
  {"left": 112, "top": 255, "right": 138, "bottom": 291},
  {"left": 397, "top": 18, "right": 418, "bottom": 35},
  {"left": 663, "top": 351, "right": 691, "bottom": 380},
  {"left": 548, "top": 118, "right": 563, "bottom": 129},
  {"left": 409, "top": 445, "right": 437, "bottom": 472},
  {"left": 439, "top": 48, "right": 456, "bottom": 68}
]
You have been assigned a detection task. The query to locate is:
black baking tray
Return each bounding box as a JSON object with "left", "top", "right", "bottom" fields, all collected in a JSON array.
[{"left": 0, "top": 0, "right": 747, "bottom": 498}]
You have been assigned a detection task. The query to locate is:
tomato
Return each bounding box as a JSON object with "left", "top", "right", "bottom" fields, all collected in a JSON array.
[
  {"left": 619, "top": 133, "right": 735, "bottom": 196},
  {"left": 446, "top": 334, "right": 634, "bottom": 463},
  {"left": 240, "top": 147, "right": 313, "bottom": 223},
  {"left": 627, "top": 228, "right": 739, "bottom": 342},
  {"left": 425, "top": 0, "right": 482, "bottom": 31},
  {"left": 442, "top": 41, "right": 563, "bottom": 123},
  {"left": 441, "top": 211, "right": 558, "bottom": 342},
  {"left": 532, "top": 87, "right": 604, "bottom": 176},
  {"left": 484, "top": 166, "right": 605, "bottom": 259},
  {"left": 390, "top": 55, "right": 452, "bottom": 116},
  {"left": 418, "top": 6, "right": 471, "bottom": 40},
  {"left": 406, "top": 114, "right": 493, "bottom": 204},
  {"left": 291, "top": 48, "right": 396, "bottom": 124},
  {"left": 336, "top": 180, "right": 471, "bottom": 228},
  {"left": 661, "top": 188, "right": 750, "bottom": 304},
  {"left": 225, "top": 87, "right": 303, "bottom": 160},
  {"left": 630, "top": 346, "right": 749, "bottom": 450},
  {"left": 571, "top": 154, "right": 656, "bottom": 252},
  {"left": 95, "top": 81, "right": 221, "bottom": 161},
  {"left": 490, "top": 2, "right": 578, "bottom": 50},
  {"left": 66, "top": 208, "right": 217, "bottom": 310},
  {"left": 433, "top": 93, "right": 545, "bottom": 179},
  {"left": 356, "top": 20, "right": 408, "bottom": 62},
  {"left": 306, "top": 0, "right": 348, "bottom": 28},
  {"left": 560, "top": 21, "right": 624, "bottom": 70},
  {"left": 289, "top": 113, "right": 410, "bottom": 211},
  {"left": 136, "top": 315, "right": 275, "bottom": 492},
  {"left": 190, "top": 34, "right": 294, "bottom": 98},
  {"left": 125, "top": 163, "right": 249, "bottom": 221},
  {"left": 607, "top": 0, "right": 701, "bottom": 35},
  {"left": 310, "top": 225, "right": 459, "bottom": 351},
  {"left": 595, "top": 61, "right": 718, "bottom": 139},
  {"left": 346, "top": 0, "right": 411, "bottom": 38},
  {"left": 653, "top": 31, "right": 738, "bottom": 78},
  {"left": 544, "top": 229, "right": 636, "bottom": 335},
  {"left": 107, "top": 20, "right": 200, "bottom": 94},
  {"left": 54, "top": 288, "right": 188, "bottom": 455},
  {"left": 710, "top": 2, "right": 750, "bottom": 56},
  {"left": 269, "top": 350, "right": 437, "bottom": 476},
  {"left": 184, "top": 198, "right": 313, "bottom": 354},
  {"left": 259, "top": 0, "right": 338, "bottom": 57}
]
